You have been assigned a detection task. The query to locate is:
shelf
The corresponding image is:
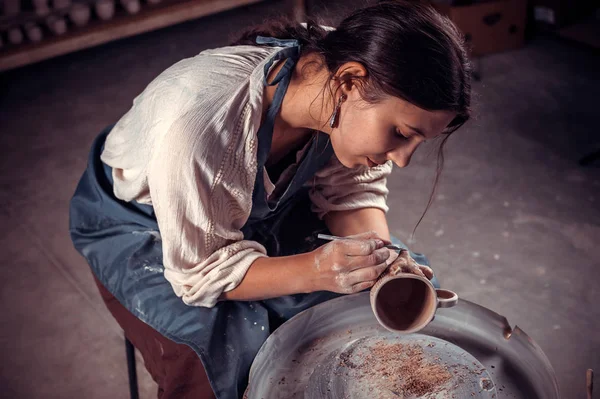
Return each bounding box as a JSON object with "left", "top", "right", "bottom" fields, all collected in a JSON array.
[{"left": 0, "top": 0, "right": 264, "bottom": 72}]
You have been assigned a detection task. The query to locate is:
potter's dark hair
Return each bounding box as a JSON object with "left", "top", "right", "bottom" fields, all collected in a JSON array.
[{"left": 233, "top": 1, "right": 472, "bottom": 234}]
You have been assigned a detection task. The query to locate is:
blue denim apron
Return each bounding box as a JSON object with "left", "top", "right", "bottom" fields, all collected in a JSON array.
[{"left": 69, "top": 37, "right": 434, "bottom": 399}]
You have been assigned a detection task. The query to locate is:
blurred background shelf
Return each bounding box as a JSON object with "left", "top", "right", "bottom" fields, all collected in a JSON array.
[{"left": 0, "top": 0, "right": 265, "bottom": 72}]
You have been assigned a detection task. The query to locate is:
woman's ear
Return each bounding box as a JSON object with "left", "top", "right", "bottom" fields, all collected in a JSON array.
[{"left": 335, "top": 62, "right": 368, "bottom": 93}]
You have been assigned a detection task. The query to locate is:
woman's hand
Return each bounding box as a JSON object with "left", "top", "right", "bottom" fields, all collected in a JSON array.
[
  {"left": 221, "top": 232, "right": 434, "bottom": 302},
  {"left": 309, "top": 231, "right": 391, "bottom": 294},
  {"left": 387, "top": 249, "right": 434, "bottom": 280}
]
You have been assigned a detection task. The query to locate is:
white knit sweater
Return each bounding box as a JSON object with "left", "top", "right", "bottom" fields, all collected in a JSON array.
[{"left": 101, "top": 44, "right": 392, "bottom": 307}]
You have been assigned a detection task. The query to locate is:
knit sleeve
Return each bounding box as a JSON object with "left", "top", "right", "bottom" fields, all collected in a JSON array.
[
  {"left": 147, "top": 103, "right": 267, "bottom": 308},
  {"left": 309, "top": 155, "right": 392, "bottom": 219}
]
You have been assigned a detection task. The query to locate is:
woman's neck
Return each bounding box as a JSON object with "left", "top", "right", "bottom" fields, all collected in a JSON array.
[
  {"left": 263, "top": 52, "right": 333, "bottom": 135},
  {"left": 262, "top": 52, "right": 333, "bottom": 167}
]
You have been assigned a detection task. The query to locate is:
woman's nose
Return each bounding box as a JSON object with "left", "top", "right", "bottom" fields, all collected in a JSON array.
[
  {"left": 390, "top": 152, "right": 411, "bottom": 168},
  {"left": 388, "top": 143, "right": 418, "bottom": 168}
]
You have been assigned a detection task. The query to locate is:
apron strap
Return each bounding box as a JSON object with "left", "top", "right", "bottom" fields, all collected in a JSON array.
[
  {"left": 253, "top": 36, "right": 303, "bottom": 184},
  {"left": 257, "top": 35, "right": 302, "bottom": 88}
]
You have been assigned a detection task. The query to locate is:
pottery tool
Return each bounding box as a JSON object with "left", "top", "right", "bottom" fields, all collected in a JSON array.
[
  {"left": 588, "top": 369, "right": 594, "bottom": 399},
  {"left": 317, "top": 233, "right": 403, "bottom": 251}
]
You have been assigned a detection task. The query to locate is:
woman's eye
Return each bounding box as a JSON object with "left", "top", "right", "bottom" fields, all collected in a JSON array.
[{"left": 395, "top": 128, "right": 408, "bottom": 140}]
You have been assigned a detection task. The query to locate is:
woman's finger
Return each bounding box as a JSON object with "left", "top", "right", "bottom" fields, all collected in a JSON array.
[
  {"left": 337, "top": 238, "right": 382, "bottom": 256},
  {"left": 386, "top": 248, "right": 399, "bottom": 265},
  {"left": 419, "top": 265, "right": 434, "bottom": 280},
  {"left": 345, "top": 262, "right": 388, "bottom": 285},
  {"left": 400, "top": 262, "right": 426, "bottom": 278},
  {"left": 350, "top": 279, "right": 377, "bottom": 293},
  {"left": 344, "top": 248, "right": 390, "bottom": 270}
]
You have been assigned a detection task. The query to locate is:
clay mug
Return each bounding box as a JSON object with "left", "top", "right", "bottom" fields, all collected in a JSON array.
[{"left": 370, "top": 250, "right": 458, "bottom": 333}]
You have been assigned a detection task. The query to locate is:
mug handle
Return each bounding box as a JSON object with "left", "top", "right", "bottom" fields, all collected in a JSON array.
[{"left": 436, "top": 289, "right": 458, "bottom": 308}]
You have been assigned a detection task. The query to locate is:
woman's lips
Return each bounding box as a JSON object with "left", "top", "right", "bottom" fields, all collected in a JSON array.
[{"left": 367, "top": 158, "right": 378, "bottom": 167}]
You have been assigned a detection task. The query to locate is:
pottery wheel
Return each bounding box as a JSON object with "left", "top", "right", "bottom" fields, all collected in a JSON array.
[
  {"left": 306, "top": 335, "right": 494, "bottom": 399},
  {"left": 246, "top": 292, "right": 559, "bottom": 399}
]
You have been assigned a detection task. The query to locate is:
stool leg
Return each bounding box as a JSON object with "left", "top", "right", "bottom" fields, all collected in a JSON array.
[{"left": 125, "top": 336, "right": 139, "bottom": 399}]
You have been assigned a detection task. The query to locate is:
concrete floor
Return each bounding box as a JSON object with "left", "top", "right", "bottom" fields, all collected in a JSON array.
[{"left": 1, "top": 0, "right": 599, "bottom": 398}]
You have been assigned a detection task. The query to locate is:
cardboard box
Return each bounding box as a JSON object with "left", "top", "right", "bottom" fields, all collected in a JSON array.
[{"left": 434, "top": 0, "right": 528, "bottom": 56}]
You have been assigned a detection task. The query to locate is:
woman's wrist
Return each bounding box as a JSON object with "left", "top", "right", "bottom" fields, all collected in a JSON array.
[{"left": 295, "top": 251, "right": 319, "bottom": 293}]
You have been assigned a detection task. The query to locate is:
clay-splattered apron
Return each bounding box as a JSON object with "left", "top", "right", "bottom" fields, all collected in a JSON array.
[{"left": 69, "top": 37, "right": 434, "bottom": 398}]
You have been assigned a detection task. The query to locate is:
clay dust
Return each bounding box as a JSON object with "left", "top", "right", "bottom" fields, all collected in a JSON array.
[{"left": 340, "top": 341, "right": 453, "bottom": 397}]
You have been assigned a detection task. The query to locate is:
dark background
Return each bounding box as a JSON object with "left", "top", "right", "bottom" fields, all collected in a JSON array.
[{"left": 0, "top": 0, "right": 598, "bottom": 397}]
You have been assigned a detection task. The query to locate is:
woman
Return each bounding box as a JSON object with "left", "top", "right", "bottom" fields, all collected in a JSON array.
[{"left": 69, "top": 1, "right": 471, "bottom": 397}]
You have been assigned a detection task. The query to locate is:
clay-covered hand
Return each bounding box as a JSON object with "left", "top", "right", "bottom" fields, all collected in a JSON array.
[
  {"left": 310, "top": 231, "right": 391, "bottom": 294},
  {"left": 386, "top": 249, "right": 434, "bottom": 280}
]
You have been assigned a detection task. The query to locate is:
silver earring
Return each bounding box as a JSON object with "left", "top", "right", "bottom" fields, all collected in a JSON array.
[{"left": 329, "top": 94, "right": 347, "bottom": 128}]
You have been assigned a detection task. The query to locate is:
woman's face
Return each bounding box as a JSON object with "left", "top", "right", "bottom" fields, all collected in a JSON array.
[{"left": 330, "top": 93, "right": 457, "bottom": 169}]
